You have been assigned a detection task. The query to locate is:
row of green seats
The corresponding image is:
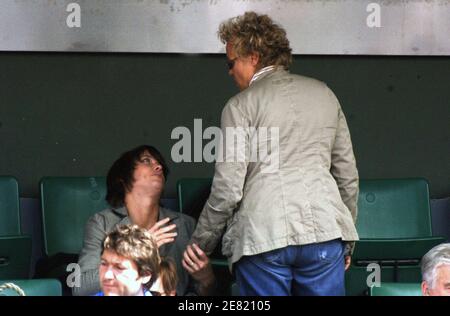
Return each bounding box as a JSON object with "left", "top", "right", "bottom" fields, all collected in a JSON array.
[
  {"left": 0, "top": 176, "right": 61, "bottom": 295},
  {"left": 1, "top": 176, "right": 444, "bottom": 296},
  {"left": 177, "top": 178, "right": 445, "bottom": 295}
]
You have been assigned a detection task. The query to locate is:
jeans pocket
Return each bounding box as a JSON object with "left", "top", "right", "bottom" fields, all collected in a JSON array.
[{"left": 316, "top": 239, "right": 344, "bottom": 264}]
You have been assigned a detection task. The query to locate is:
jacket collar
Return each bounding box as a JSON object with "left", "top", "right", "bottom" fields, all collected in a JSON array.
[{"left": 249, "top": 65, "right": 284, "bottom": 86}]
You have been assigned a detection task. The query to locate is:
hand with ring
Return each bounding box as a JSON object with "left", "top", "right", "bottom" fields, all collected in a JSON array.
[{"left": 182, "top": 243, "right": 215, "bottom": 295}]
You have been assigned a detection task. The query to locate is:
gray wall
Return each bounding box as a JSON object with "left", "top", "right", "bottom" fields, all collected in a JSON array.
[{"left": 0, "top": 53, "right": 449, "bottom": 199}]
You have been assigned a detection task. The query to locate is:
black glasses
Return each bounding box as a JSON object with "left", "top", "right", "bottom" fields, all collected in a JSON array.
[{"left": 227, "top": 57, "right": 238, "bottom": 70}]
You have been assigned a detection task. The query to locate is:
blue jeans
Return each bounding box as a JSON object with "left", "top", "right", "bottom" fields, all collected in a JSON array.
[{"left": 235, "top": 239, "right": 345, "bottom": 296}]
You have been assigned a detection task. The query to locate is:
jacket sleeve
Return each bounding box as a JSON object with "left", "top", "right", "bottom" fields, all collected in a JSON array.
[
  {"left": 72, "top": 214, "right": 106, "bottom": 296},
  {"left": 328, "top": 88, "right": 359, "bottom": 254},
  {"left": 190, "top": 98, "right": 249, "bottom": 255}
]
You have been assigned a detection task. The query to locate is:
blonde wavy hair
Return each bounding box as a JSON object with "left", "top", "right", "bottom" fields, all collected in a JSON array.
[
  {"left": 103, "top": 224, "right": 161, "bottom": 288},
  {"left": 218, "top": 11, "right": 292, "bottom": 69}
]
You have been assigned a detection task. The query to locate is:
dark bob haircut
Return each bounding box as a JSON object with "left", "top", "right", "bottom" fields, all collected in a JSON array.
[{"left": 106, "top": 145, "right": 169, "bottom": 208}]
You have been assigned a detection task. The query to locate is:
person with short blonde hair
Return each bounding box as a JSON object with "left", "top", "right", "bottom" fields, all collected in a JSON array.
[
  {"left": 218, "top": 12, "right": 292, "bottom": 70},
  {"left": 189, "top": 12, "right": 359, "bottom": 296}
]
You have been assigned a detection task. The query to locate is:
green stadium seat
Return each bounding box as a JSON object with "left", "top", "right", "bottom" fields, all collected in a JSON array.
[
  {"left": 0, "top": 236, "right": 32, "bottom": 280},
  {"left": 0, "top": 279, "right": 62, "bottom": 296},
  {"left": 177, "top": 178, "right": 225, "bottom": 260},
  {"left": 369, "top": 282, "right": 422, "bottom": 296},
  {"left": 177, "top": 178, "right": 213, "bottom": 220},
  {"left": 346, "top": 178, "right": 445, "bottom": 296},
  {"left": 177, "top": 178, "right": 234, "bottom": 295},
  {"left": 0, "top": 176, "right": 21, "bottom": 235},
  {"left": 0, "top": 176, "right": 32, "bottom": 280},
  {"left": 37, "top": 177, "right": 109, "bottom": 294},
  {"left": 40, "top": 176, "right": 109, "bottom": 256}
]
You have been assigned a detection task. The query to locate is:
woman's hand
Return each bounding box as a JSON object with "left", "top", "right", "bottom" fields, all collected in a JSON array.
[
  {"left": 148, "top": 217, "right": 177, "bottom": 248},
  {"left": 182, "top": 243, "right": 215, "bottom": 295}
]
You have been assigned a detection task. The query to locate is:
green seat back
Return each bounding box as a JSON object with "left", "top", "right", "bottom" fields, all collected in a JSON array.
[
  {"left": 370, "top": 282, "right": 422, "bottom": 296},
  {"left": 41, "top": 177, "right": 109, "bottom": 256},
  {"left": 357, "top": 178, "right": 433, "bottom": 238},
  {"left": 0, "top": 176, "right": 21, "bottom": 235},
  {"left": 347, "top": 178, "right": 444, "bottom": 295},
  {"left": 0, "top": 236, "right": 32, "bottom": 279},
  {"left": 353, "top": 178, "right": 444, "bottom": 261},
  {"left": 0, "top": 279, "right": 62, "bottom": 296},
  {"left": 177, "top": 178, "right": 229, "bottom": 266},
  {"left": 177, "top": 178, "right": 213, "bottom": 219}
]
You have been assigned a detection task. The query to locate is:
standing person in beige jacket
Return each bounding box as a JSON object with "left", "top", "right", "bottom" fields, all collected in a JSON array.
[{"left": 185, "top": 12, "right": 359, "bottom": 296}]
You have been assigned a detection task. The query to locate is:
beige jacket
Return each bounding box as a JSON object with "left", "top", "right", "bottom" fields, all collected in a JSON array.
[{"left": 191, "top": 68, "right": 359, "bottom": 266}]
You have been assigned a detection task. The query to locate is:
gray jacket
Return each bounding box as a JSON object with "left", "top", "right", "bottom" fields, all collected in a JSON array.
[
  {"left": 73, "top": 206, "right": 197, "bottom": 296},
  {"left": 191, "top": 68, "right": 359, "bottom": 266}
]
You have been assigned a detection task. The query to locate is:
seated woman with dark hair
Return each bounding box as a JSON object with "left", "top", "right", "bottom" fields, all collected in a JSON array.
[{"left": 73, "top": 145, "right": 215, "bottom": 296}]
